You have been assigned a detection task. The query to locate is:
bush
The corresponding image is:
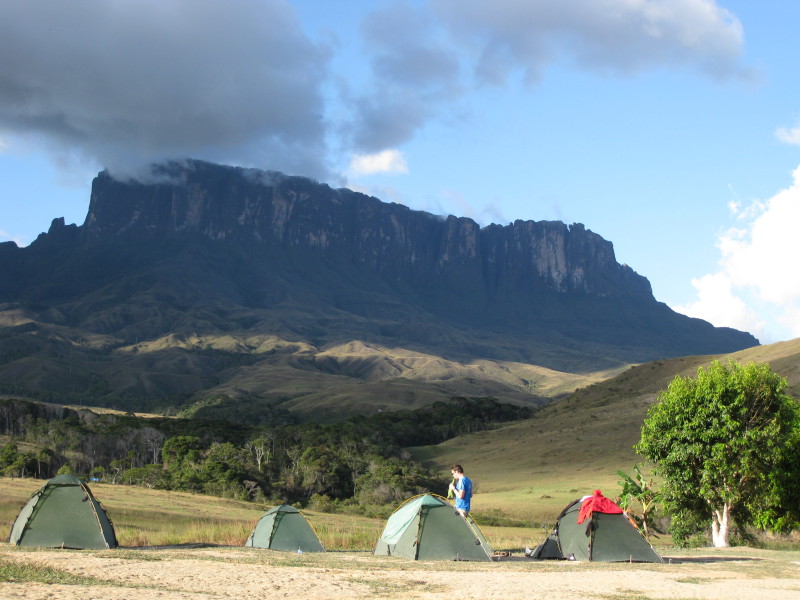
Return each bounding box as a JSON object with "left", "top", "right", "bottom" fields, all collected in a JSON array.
[{"left": 308, "top": 494, "right": 338, "bottom": 513}]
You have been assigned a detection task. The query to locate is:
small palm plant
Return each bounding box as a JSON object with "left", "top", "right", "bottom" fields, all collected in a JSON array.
[{"left": 617, "top": 464, "right": 660, "bottom": 539}]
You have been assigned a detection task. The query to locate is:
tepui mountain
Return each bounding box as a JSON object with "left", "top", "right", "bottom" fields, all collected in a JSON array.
[{"left": 0, "top": 159, "right": 758, "bottom": 420}]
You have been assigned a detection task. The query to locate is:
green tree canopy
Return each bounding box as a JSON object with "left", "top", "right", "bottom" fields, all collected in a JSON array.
[{"left": 636, "top": 360, "right": 800, "bottom": 547}]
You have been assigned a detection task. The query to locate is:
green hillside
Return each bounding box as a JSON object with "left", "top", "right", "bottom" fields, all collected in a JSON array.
[
  {"left": 2, "top": 337, "right": 797, "bottom": 535},
  {"left": 0, "top": 313, "right": 624, "bottom": 420},
  {"left": 412, "top": 338, "right": 800, "bottom": 525}
]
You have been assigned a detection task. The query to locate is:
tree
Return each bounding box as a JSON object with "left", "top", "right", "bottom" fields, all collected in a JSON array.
[
  {"left": 199, "top": 442, "right": 249, "bottom": 497},
  {"left": 161, "top": 436, "right": 204, "bottom": 490},
  {"left": 354, "top": 457, "right": 442, "bottom": 505},
  {"left": 121, "top": 464, "right": 167, "bottom": 488},
  {"left": 57, "top": 463, "right": 75, "bottom": 475},
  {"left": 139, "top": 427, "right": 166, "bottom": 465},
  {"left": 0, "top": 442, "right": 35, "bottom": 477},
  {"left": 636, "top": 360, "right": 800, "bottom": 547},
  {"left": 161, "top": 436, "right": 202, "bottom": 469},
  {"left": 35, "top": 448, "right": 55, "bottom": 478},
  {"left": 244, "top": 433, "right": 273, "bottom": 472}
]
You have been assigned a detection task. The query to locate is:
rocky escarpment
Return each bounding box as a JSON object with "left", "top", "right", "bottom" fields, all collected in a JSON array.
[
  {"left": 0, "top": 159, "right": 758, "bottom": 412},
  {"left": 80, "top": 160, "right": 651, "bottom": 303}
]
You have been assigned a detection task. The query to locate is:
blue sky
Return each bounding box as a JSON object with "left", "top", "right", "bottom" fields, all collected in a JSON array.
[{"left": 1, "top": 1, "right": 799, "bottom": 344}]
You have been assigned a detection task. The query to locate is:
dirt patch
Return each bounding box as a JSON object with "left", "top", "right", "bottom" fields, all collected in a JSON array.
[{"left": 2, "top": 545, "right": 800, "bottom": 599}]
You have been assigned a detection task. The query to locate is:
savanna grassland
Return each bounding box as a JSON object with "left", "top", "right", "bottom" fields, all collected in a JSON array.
[{"left": 3, "top": 340, "right": 800, "bottom": 598}]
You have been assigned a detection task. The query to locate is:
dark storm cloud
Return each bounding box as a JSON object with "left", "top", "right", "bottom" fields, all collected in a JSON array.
[
  {"left": 346, "top": 1, "right": 462, "bottom": 153},
  {"left": 0, "top": 0, "right": 331, "bottom": 177}
]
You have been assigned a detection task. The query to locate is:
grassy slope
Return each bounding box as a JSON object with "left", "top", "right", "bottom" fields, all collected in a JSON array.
[
  {"left": 3, "top": 339, "right": 798, "bottom": 550},
  {"left": 412, "top": 338, "right": 800, "bottom": 526},
  {"left": 0, "top": 318, "right": 621, "bottom": 418}
]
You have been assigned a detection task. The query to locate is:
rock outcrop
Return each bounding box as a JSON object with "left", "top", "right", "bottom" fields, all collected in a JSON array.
[{"left": 80, "top": 160, "right": 652, "bottom": 301}]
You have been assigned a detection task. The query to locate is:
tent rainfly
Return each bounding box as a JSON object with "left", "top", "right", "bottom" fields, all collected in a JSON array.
[
  {"left": 8, "top": 474, "right": 118, "bottom": 549},
  {"left": 373, "top": 494, "right": 494, "bottom": 561},
  {"left": 532, "top": 490, "right": 662, "bottom": 562},
  {"left": 245, "top": 504, "right": 324, "bottom": 552}
]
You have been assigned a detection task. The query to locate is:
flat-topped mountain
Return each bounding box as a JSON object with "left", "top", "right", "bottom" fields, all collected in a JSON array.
[{"left": 0, "top": 159, "right": 758, "bottom": 417}]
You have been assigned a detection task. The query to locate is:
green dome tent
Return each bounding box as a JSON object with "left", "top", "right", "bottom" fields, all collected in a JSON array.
[
  {"left": 373, "top": 494, "right": 494, "bottom": 561},
  {"left": 532, "top": 490, "right": 661, "bottom": 563},
  {"left": 245, "top": 505, "right": 324, "bottom": 552},
  {"left": 8, "top": 474, "right": 118, "bottom": 549}
]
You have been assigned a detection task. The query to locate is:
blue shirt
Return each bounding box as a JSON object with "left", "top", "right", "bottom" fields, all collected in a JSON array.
[{"left": 455, "top": 476, "right": 472, "bottom": 512}]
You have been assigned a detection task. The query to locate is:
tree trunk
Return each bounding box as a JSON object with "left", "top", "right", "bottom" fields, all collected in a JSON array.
[
  {"left": 641, "top": 509, "right": 650, "bottom": 539},
  {"left": 711, "top": 503, "right": 731, "bottom": 547}
]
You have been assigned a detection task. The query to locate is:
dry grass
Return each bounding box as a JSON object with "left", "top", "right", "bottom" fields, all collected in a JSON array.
[
  {"left": 4, "top": 338, "right": 800, "bottom": 554},
  {"left": 0, "top": 478, "right": 389, "bottom": 550},
  {"left": 411, "top": 340, "right": 800, "bottom": 525},
  {"left": 0, "top": 478, "right": 263, "bottom": 547},
  {"left": 0, "top": 477, "right": 559, "bottom": 552}
]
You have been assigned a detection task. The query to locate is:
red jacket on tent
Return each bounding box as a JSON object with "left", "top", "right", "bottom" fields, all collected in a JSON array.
[{"left": 577, "top": 490, "right": 623, "bottom": 524}]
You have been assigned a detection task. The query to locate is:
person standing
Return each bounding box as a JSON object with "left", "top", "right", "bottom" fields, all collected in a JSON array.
[{"left": 448, "top": 464, "right": 472, "bottom": 517}]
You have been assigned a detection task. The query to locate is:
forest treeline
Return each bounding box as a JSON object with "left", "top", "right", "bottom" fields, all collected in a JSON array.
[{"left": 0, "top": 396, "right": 532, "bottom": 511}]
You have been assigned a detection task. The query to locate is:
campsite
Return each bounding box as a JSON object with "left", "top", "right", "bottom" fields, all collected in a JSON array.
[
  {"left": 3, "top": 477, "right": 800, "bottom": 599},
  {"left": 4, "top": 353, "right": 800, "bottom": 598}
]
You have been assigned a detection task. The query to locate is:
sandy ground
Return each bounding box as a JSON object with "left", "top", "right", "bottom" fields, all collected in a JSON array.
[{"left": 2, "top": 545, "right": 800, "bottom": 600}]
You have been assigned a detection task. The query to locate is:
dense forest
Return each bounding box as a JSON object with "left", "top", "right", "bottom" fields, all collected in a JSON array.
[{"left": 0, "top": 397, "right": 532, "bottom": 512}]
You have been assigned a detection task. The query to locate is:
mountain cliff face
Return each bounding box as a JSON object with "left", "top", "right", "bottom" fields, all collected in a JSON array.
[
  {"left": 80, "top": 161, "right": 650, "bottom": 301},
  {"left": 0, "top": 159, "right": 758, "bottom": 415}
]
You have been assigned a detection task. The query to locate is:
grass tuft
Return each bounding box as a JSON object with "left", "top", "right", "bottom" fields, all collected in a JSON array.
[{"left": 0, "top": 556, "right": 111, "bottom": 586}]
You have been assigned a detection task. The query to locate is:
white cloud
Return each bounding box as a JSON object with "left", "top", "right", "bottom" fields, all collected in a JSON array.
[
  {"left": 0, "top": 228, "right": 26, "bottom": 247},
  {"left": 719, "top": 169, "right": 800, "bottom": 306},
  {"left": 674, "top": 165, "right": 800, "bottom": 342},
  {"left": 781, "top": 305, "right": 800, "bottom": 339},
  {"left": 348, "top": 150, "right": 409, "bottom": 176},
  {"left": 775, "top": 125, "right": 800, "bottom": 146},
  {"left": 436, "top": 189, "right": 506, "bottom": 225},
  {"left": 348, "top": 0, "right": 749, "bottom": 153},
  {"left": 480, "top": 203, "right": 507, "bottom": 226},
  {"left": 674, "top": 272, "right": 765, "bottom": 339},
  {"left": 431, "top": 0, "right": 748, "bottom": 84}
]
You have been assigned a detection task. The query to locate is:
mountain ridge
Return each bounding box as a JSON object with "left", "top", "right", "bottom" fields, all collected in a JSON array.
[{"left": 0, "top": 159, "right": 758, "bottom": 417}]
